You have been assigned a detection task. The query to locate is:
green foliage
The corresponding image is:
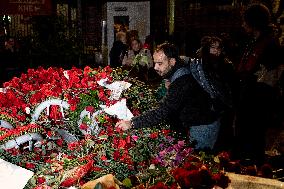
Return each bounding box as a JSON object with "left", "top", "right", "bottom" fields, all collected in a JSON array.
[
  {"left": 111, "top": 67, "right": 159, "bottom": 113},
  {"left": 122, "top": 79, "right": 158, "bottom": 113}
]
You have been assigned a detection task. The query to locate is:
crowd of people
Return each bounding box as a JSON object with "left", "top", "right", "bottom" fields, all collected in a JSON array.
[
  {"left": 109, "top": 30, "right": 155, "bottom": 82},
  {"left": 114, "top": 3, "right": 284, "bottom": 168}
]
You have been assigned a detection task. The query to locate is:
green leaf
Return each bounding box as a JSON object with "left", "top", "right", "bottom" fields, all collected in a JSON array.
[
  {"left": 214, "top": 156, "right": 220, "bottom": 163},
  {"left": 29, "top": 176, "right": 37, "bottom": 186},
  {"left": 122, "top": 178, "right": 132, "bottom": 188},
  {"left": 98, "top": 135, "right": 108, "bottom": 140},
  {"left": 97, "top": 115, "right": 105, "bottom": 123}
]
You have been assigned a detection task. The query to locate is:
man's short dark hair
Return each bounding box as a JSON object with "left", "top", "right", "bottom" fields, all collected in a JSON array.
[
  {"left": 155, "top": 42, "right": 181, "bottom": 63},
  {"left": 243, "top": 3, "right": 271, "bottom": 31}
]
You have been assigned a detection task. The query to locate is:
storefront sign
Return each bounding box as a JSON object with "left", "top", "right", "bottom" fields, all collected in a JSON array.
[
  {"left": 114, "top": 7, "right": 127, "bottom": 12},
  {"left": 0, "top": 0, "right": 52, "bottom": 15}
]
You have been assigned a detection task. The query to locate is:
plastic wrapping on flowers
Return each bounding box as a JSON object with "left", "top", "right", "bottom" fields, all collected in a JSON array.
[{"left": 0, "top": 66, "right": 230, "bottom": 189}]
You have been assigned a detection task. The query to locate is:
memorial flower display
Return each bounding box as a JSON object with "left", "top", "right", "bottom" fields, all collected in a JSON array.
[{"left": 0, "top": 66, "right": 230, "bottom": 189}]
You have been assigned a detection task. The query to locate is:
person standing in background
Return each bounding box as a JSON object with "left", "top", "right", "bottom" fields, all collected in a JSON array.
[
  {"left": 0, "top": 27, "right": 6, "bottom": 86},
  {"left": 191, "top": 36, "right": 237, "bottom": 152},
  {"left": 122, "top": 38, "right": 153, "bottom": 68},
  {"left": 234, "top": 3, "right": 282, "bottom": 166},
  {"left": 2, "top": 37, "right": 21, "bottom": 83},
  {"left": 122, "top": 38, "right": 153, "bottom": 82},
  {"left": 109, "top": 31, "right": 128, "bottom": 68}
]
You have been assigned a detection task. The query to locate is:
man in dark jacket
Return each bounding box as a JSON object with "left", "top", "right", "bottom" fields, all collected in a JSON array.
[{"left": 116, "top": 42, "right": 220, "bottom": 150}]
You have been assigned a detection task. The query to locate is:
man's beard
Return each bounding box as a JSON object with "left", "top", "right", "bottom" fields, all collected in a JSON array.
[{"left": 158, "top": 64, "right": 174, "bottom": 78}]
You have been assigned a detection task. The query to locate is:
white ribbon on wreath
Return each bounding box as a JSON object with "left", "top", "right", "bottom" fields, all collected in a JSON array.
[
  {"left": 0, "top": 99, "right": 72, "bottom": 150},
  {"left": 31, "top": 99, "right": 70, "bottom": 122},
  {"left": 0, "top": 133, "right": 43, "bottom": 150},
  {"left": 31, "top": 98, "right": 79, "bottom": 143},
  {"left": 0, "top": 120, "right": 14, "bottom": 129}
]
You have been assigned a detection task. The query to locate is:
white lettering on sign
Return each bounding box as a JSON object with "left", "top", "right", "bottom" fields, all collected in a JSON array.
[
  {"left": 114, "top": 7, "right": 127, "bottom": 11},
  {"left": 18, "top": 4, "right": 38, "bottom": 12},
  {"left": 9, "top": 0, "right": 44, "bottom": 5}
]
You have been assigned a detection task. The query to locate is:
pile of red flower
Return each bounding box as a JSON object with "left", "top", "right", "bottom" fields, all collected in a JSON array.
[{"left": 0, "top": 66, "right": 230, "bottom": 189}]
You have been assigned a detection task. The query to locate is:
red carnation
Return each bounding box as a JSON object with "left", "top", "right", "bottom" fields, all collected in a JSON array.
[
  {"left": 80, "top": 123, "right": 89, "bottom": 130},
  {"left": 118, "top": 139, "right": 126, "bottom": 148},
  {"left": 149, "top": 132, "right": 158, "bottom": 139},
  {"left": 101, "top": 155, "right": 107, "bottom": 161},
  {"left": 33, "top": 185, "right": 51, "bottom": 189},
  {"left": 143, "top": 43, "right": 150, "bottom": 49},
  {"left": 37, "top": 176, "right": 46, "bottom": 184},
  {"left": 161, "top": 129, "right": 171, "bottom": 136},
  {"left": 68, "top": 141, "right": 81, "bottom": 150},
  {"left": 25, "top": 162, "right": 35, "bottom": 170},
  {"left": 86, "top": 106, "right": 95, "bottom": 113},
  {"left": 113, "top": 150, "right": 120, "bottom": 160},
  {"left": 100, "top": 72, "right": 107, "bottom": 79},
  {"left": 56, "top": 139, "right": 64, "bottom": 146}
]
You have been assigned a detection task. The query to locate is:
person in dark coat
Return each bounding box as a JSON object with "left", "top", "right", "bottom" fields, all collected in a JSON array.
[
  {"left": 234, "top": 3, "right": 282, "bottom": 166},
  {"left": 192, "top": 36, "right": 238, "bottom": 152},
  {"left": 0, "top": 28, "right": 6, "bottom": 86},
  {"left": 1, "top": 37, "right": 20, "bottom": 84},
  {"left": 116, "top": 42, "right": 221, "bottom": 150},
  {"left": 109, "top": 31, "right": 128, "bottom": 68}
]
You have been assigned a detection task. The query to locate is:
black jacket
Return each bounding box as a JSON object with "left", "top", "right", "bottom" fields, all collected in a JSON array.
[
  {"left": 132, "top": 65, "right": 217, "bottom": 133},
  {"left": 109, "top": 41, "right": 128, "bottom": 68}
]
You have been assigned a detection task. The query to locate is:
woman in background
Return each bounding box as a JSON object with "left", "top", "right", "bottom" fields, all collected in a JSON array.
[{"left": 122, "top": 38, "right": 153, "bottom": 82}]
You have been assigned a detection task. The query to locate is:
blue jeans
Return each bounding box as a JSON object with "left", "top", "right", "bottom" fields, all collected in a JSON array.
[{"left": 189, "top": 119, "right": 220, "bottom": 150}]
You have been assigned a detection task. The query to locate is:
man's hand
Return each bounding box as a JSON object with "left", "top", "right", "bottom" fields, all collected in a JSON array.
[
  {"left": 164, "top": 79, "right": 171, "bottom": 89},
  {"left": 115, "top": 120, "right": 132, "bottom": 131}
]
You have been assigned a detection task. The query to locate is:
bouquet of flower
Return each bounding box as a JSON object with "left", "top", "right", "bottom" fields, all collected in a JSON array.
[{"left": 0, "top": 66, "right": 230, "bottom": 189}]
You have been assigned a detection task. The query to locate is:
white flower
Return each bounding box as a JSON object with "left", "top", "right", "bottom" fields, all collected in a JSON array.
[
  {"left": 0, "top": 88, "right": 7, "bottom": 93},
  {"left": 25, "top": 107, "right": 31, "bottom": 114},
  {"left": 63, "top": 71, "right": 69, "bottom": 80},
  {"left": 149, "top": 164, "right": 155, "bottom": 170}
]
